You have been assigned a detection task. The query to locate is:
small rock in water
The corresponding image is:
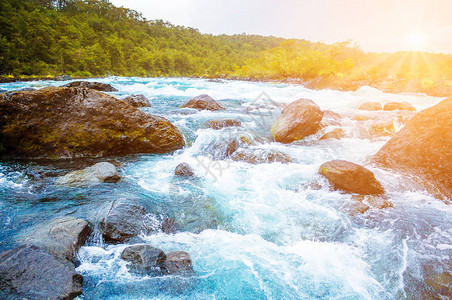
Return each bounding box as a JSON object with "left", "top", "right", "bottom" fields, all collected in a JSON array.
[
  {"left": 17, "top": 87, "right": 35, "bottom": 91},
  {"left": 353, "top": 195, "right": 393, "bottom": 209},
  {"left": 16, "top": 216, "right": 91, "bottom": 261},
  {"left": 231, "top": 149, "right": 292, "bottom": 164},
  {"left": 272, "top": 98, "right": 324, "bottom": 143},
  {"left": 101, "top": 199, "right": 155, "bottom": 244},
  {"left": 181, "top": 94, "right": 225, "bottom": 111},
  {"left": 161, "top": 251, "right": 195, "bottom": 276},
  {"left": 318, "top": 160, "right": 385, "bottom": 195},
  {"left": 0, "top": 245, "right": 83, "bottom": 300},
  {"left": 320, "top": 128, "right": 346, "bottom": 140},
  {"left": 64, "top": 81, "right": 118, "bottom": 91},
  {"left": 161, "top": 218, "right": 178, "bottom": 234},
  {"left": 122, "top": 94, "right": 151, "bottom": 107},
  {"left": 359, "top": 102, "right": 382, "bottom": 111},
  {"left": 203, "top": 119, "right": 241, "bottom": 130},
  {"left": 54, "top": 75, "right": 71, "bottom": 81},
  {"left": 368, "top": 120, "right": 395, "bottom": 137},
  {"left": 174, "top": 163, "right": 195, "bottom": 177},
  {"left": 383, "top": 101, "right": 416, "bottom": 111},
  {"left": 56, "top": 162, "right": 120, "bottom": 186},
  {"left": 121, "top": 244, "right": 166, "bottom": 275}
]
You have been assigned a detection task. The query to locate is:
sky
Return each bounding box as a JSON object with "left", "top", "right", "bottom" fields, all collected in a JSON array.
[{"left": 110, "top": 0, "right": 452, "bottom": 54}]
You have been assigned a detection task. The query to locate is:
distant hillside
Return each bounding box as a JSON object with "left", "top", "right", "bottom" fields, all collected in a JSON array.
[{"left": 0, "top": 0, "right": 451, "bottom": 95}]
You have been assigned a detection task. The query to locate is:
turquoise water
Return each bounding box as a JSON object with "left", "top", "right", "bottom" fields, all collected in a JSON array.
[{"left": 0, "top": 77, "right": 450, "bottom": 299}]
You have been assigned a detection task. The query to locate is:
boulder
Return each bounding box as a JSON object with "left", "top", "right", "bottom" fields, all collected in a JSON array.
[
  {"left": 16, "top": 216, "right": 91, "bottom": 261},
  {"left": 181, "top": 94, "right": 225, "bottom": 111},
  {"left": 231, "top": 149, "right": 292, "bottom": 164},
  {"left": 122, "top": 94, "right": 151, "bottom": 108},
  {"left": 64, "top": 81, "right": 118, "bottom": 92},
  {"left": 174, "top": 163, "right": 195, "bottom": 177},
  {"left": 161, "top": 251, "right": 195, "bottom": 276},
  {"left": 272, "top": 99, "right": 324, "bottom": 143},
  {"left": 54, "top": 75, "right": 71, "bottom": 81},
  {"left": 100, "top": 199, "right": 154, "bottom": 244},
  {"left": 320, "top": 128, "right": 346, "bottom": 140},
  {"left": 359, "top": 102, "right": 382, "bottom": 111},
  {"left": 0, "top": 245, "right": 83, "bottom": 300},
  {"left": 373, "top": 98, "right": 452, "bottom": 199},
  {"left": 121, "top": 244, "right": 166, "bottom": 275},
  {"left": 56, "top": 162, "right": 120, "bottom": 186},
  {"left": 203, "top": 119, "right": 241, "bottom": 130},
  {"left": 383, "top": 102, "right": 416, "bottom": 111},
  {"left": 0, "top": 87, "right": 185, "bottom": 159},
  {"left": 318, "top": 160, "right": 385, "bottom": 195}
]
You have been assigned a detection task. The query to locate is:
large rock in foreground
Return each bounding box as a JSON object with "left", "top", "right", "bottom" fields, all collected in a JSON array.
[
  {"left": 272, "top": 99, "right": 324, "bottom": 143},
  {"left": 0, "top": 87, "right": 185, "bottom": 159},
  {"left": 64, "top": 81, "right": 117, "bottom": 91},
  {"left": 318, "top": 160, "right": 385, "bottom": 195},
  {"left": 16, "top": 216, "right": 91, "bottom": 261},
  {"left": 373, "top": 98, "right": 452, "bottom": 199},
  {"left": 0, "top": 245, "right": 83, "bottom": 300},
  {"left": 181, "top": 94, "right": 225, "bottom": 111}
]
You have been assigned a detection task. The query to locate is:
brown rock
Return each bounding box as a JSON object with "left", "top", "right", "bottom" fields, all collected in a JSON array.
[
  {"left": 318, "top": 160, "right": 385, "bottom": 195},
  {"left": 203, "top": 119, "right": 241, "bottom": 130},
  {"left": 122, "top": 94, "right": 151, "bottom": 107},
  {"left": 383, "top": 102, "right": 416, "bottom": 111},
  {"left": 373, "top": 98, "right": 452, "bottom": 199},
  {"left": 181, "top": 94, "right": 225, "bottom": 111},
  {"left": 272, "top": 99, "right": 324, "bottom": 143},
  {"left": 320, "top": 128, "right": 346, "bottom": 140},
  {"left": 359, "top": 102, "right": 382, "bottom": 111}
]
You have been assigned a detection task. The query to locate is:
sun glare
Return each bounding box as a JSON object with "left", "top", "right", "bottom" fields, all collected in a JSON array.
[{"left": 407, "top": 32, "right": 426, "bottom": 51}]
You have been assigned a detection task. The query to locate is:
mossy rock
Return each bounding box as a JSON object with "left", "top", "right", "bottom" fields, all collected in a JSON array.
[{"left": 0, "top": 87, "right": 185, "bottom": 159}]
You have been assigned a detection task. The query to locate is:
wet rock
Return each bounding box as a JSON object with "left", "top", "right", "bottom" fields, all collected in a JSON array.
[
  {"left": 0, "top": 89, "right": 6, "bottom": 93},
  {"left": 373, "top": 97, "right": 452, "bottom": 199},
  {"left": 64, "top": 81, "right": 118, "bottom": 92},
  {"left": 352, "top": 195, "right": 393, "bottom": 209},
  {"left": 101, "top": 199, "right": 154, "bottom": 244},
  {"left": 17, "top": 87, "right": 35, "bottom": 91},
  {"left": 383, "top": 102, "right": 416, "bottom": 111},
  {"left": 203, "top": 119, "right": 241, "bottom": 130},
  {"left": 16, "top": 216, "right": 91, "bottom": 261},
  {"left": 323, "top": 110, "right": 342, "bottom": 121},
  {"left": 359, "top": 102, "right": 382, "bottom": 111},
  {"left": 0, "top": 245, "right": 83, "bottom": 300},
  {"left": 121, "top": 244, "right": 166, "bottom": 275},
  {"left": 54, "top": 75, "right": 71, "bottom": 81},
  {"left": 56, "top": 162, "right": 121, "bottom": 186},
  {"left": 320, "top": 128, "right": 346, "bottom": 140},
  {"left": 424, "top": 270, "right": 452, "bottom": 298},
  {"left": 272, "top": 99, "right": 324, "bottom": 143},
  {"left": 122, "top": 94, "right": 151, "bottom": 107},
  {"left": 174, "top": 163, "right": 195, "bottom": 177},
  {"left": 368, "top": 120, "right": 395, "bottom": 137},
  {"left": 231, "top": 149, "right": 292, "bottom": 164},
  {"left": 161, "top": 218, "right": 178, "bottom": 234},
  {"left": 0, "top": 87, "right": 185, "bottom": 159},
  {"left": 318, "top": 160, "right": 385, "bottom": 195},
  {"left": 161, "top": 251, "right": 195, "bottom": 276},
  {"left": 225, "top": 139, "right": 239, "bottom": 157},
  {"left": 181, "top": 94, "right": 225, "bottom": 111}
]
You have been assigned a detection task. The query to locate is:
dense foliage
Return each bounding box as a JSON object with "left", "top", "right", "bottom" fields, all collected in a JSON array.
[{"left": 1, "top": 0, "right": 451, "bottom": 93}]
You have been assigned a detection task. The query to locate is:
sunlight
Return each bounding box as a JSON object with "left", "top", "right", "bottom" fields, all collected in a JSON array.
[{"left": 406, "top": 32, "right": 426, "bottom": 51}]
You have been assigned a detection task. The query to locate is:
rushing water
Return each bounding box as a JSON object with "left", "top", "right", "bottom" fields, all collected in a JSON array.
[{"left": 0, "top": 77, "right": 450, "bottom": 299}]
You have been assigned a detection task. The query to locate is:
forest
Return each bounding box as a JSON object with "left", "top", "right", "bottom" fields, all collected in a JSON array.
[{"left": 1, "top": 0, "right": 451, "bottom": 94}]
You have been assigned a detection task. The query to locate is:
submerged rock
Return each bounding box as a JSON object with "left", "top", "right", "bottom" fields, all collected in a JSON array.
[
  {"left": 383, "top": 102, "right": 416, "bottom": 111},
  {"left": 64, "top": 81, "right": 118, "bottom": 91},
  {"left": 231, "top": 149, "right": 292, "bottom": 164},
  {"left": 121, "top": 244, "right": 166, "bottom": 275},
  {"left": 359, "top": 102, "right": 382, "bottom": 111},
  {"left": 122, "top": 94, "right": 151, "bottom": 107},
  {"left": 0, "top": 245, "right": 83, "bottom": 300},
  {"left": 174, "top": 163, "right": 195, "bottom": 177},
  {"left": 101, "top": 199, "right": 154, "bottom": 244},
  {"left": 0, "top": 87, "right": 185, "bottom": 159},
  {"left": 161, "top": 251, "right": 195, "bottom": 276},
  {"left": 320, "top": 128, "right": 346, "bottom": 140},
  {"left": 272, "top": 99, "right": 324, "bottom": 143},
  {"left": 16, "top": 216, "right": 91, "bottom": 261},
  {"left": 318, "top": 160, "right": 385, "bottom": 195},
  {"left": 373, "top": 98, "right": 452, "bottom": 199},
  {"left": 56, "top": 162, "right": 120, "bottom": 186},
  {"left": 181, "top": 94, "right": 225, "bottom": 111},
  {"left": 203, "top": 119, "right": 241, "bottom": 130},
  {"left": 368, "top": 120, "right": 395, "bottom": 137}
]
